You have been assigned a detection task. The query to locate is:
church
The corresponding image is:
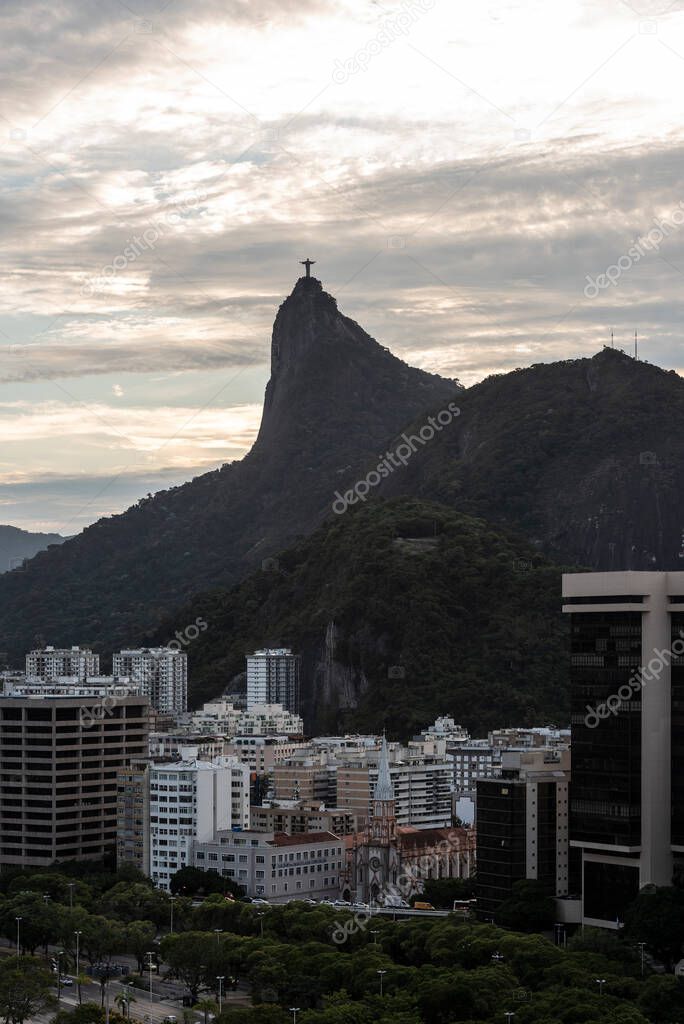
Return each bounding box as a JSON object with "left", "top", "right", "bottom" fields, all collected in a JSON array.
[{"left": 341, "top": 735, "right": 475, "bottom": 904}]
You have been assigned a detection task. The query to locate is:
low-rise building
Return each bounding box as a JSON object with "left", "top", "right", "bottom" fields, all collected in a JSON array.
[
  {"left": 250, "top": 801, "right": 358, "bottom": 836},
  {"left": 193, "top": 829, "right": 344, "bottom": 902}
]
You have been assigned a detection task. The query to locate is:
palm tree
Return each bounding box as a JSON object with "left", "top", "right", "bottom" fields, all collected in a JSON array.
[
  {"left": 193, "top": 998, "right": 218, "bottom": 1024},
  {"left": 115, "top": 990, "right": 137, "bottom": 1020},
  {"left": 75, "top": 972, "right": 91, "bottom": 1006}
]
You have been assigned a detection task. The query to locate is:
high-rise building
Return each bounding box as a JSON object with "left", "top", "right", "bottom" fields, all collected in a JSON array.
[
  {"left": 117, "top": 761, "right": 150, "bottom": 873},
  {"left": 113, "top": 648, "right": 187, "bottom": 716},
  {"left": 148, "top": 749, "right": 250, "bottom": 890},
  {"left": 564, "top": 571, "right": 684, "bottom": 928},
  {"left": 26, "top": 645, "right": 99, "bottom": 681},
  {"left": 475, "top": 748, "right": 570, "bottom": 919},
  {"left": 0, "top": 682, "right": 148, "bottom": 868},
  {"left": 246, "top": 649, "right": 300, "bottom": 713}
]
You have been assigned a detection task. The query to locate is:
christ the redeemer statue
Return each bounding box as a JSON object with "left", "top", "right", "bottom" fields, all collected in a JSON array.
[{"left": 300, "top": 258, "right": 316, "bottom": 278}]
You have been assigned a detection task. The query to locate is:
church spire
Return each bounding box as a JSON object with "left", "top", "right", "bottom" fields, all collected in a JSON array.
[{"left": 375, "top": 732, "right": 394, "bottom": 802}]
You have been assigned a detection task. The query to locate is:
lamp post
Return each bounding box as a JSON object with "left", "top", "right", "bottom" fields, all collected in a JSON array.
[
  {"left": 377, "top": 969, "right": 387, "bottom": 997},
  {"left": 289, "top": 1009, "right": 300, "bottom": 1024},
  {"left": 491, "top": 951, "right": 504, "bottom": 965},
  {"left": 216, "top": 976, "right": 224, "bottom": 1013},
  {"left": 15, "top": 917, "right": 21, "bottom": 957},
  {"left": 214, "top": 928, "right": 222, "bottom": 946},
  {"left": 146, "top": 951, "right": 154, "bottom": 1004},
  {"left": 257, "top": 912, "right": 264, "bottom": 939},
  {"left": 56, "top": 950, "right": 65, "bottom": 1003},
  {"left": 595, "top": 978, "right": 606, "bottom": 996},
  {"left": 169, "top": 895, "right": 176, "bottom": 933},
  {"left": 68, "top": 883, "right": 75, "bottom": 909},
  {"left": 504, "top": 1013, "right": 515, "bottom": 1023},
  {"left": 74, "top": 930, "right": 82, "bottom": 980},
  {"left": 371, "top": 929, "right": 379, "bottom": 947},
  {"left": 638, "top": 941, "right": 646, "bottom": 977}
]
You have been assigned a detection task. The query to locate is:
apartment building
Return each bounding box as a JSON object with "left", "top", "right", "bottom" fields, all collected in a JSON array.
[
  {"left": 337, "top": 756, "right": 452, "bottom": 829},
  {"left": 148, "top": 750, "right": 250, "bottom": 890},
  {"left": 149, "top": 732, "right": 227, "bottom": 761},
  {"left": 26, "top": 646, "right": 99, "bottom": 681},
  {"left": 476, "top": 748, "right": 570, "bottom": 919},
  {"left": 250, "top": 801, "right": 358, "bottom": 836},
  {"left": 117, "top": 761, "right": 150, "bottom": 873},
  {"left": 564, "top": 571, "right": 684, "bottom": 928},
  {"left": 0, "top": 682, "right": 149, "bottom": 868},
  {"left": 190, "top": 701, "right": 304, "bottom": 738},
  {"left": 193, "top": 829, "right": 344, "bottom": 902},
  {"left": 246, "top": 650, "right": 300, "bottom": 713},
  {"left": 224, "top": 736, "right": 305, "bottom": 774},
  {"left": 113, "top": 648, "right": 188, "bottom": 716}
]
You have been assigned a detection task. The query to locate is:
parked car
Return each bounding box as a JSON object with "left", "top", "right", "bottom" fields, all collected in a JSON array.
[
  {"left": 413, "top": 901, "right": 436, "bottom": 911},
  {"left": 251, "top": 898, "right": 270, "bottom": 906},
  {"left": 60, "top": 978, "right": 73, "bottom": 987},
  {"left": 333, "top": 899, "right": 352, "bottom": 907}
]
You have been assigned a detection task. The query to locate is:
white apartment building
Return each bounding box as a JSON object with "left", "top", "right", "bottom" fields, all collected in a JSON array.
[
  {"left": 190, "top": 701, "right": 303, "bottom": 738},
  {"left": 149, "top": 732, "right": 227, "bottom": 761},
  {"left": 148, "top": 749, "right": 250, "bottom": 890},
  {"left": 246, "top": 649, "right": 300, "bottom": 713},
  {"left": 451, "top": 742, "right": 501, "bottom": 794},
  {"left": 26, "top": 645, "right": 99, "bottom": 680},
  {"left": 113, "top": 648, "right": 188, "bottom": 716},
  {"left": 337, "top": 755, "right": 453, "bottom": 829},
  {"left": 193, "top": 829, "right": 344, "bottom": 902}
]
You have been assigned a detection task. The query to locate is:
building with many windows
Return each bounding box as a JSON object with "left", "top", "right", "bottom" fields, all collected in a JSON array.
[
  {"left": 0, "top": 682, "right": 149, "bottom": 868},
  {"left": 475, "top": 748, "right": 570, "bottom": 919},
  {"left": 148, "top": 750, "right": 250, "bottom": 890},
  {"left": 246, "top": 649, "right": 300, "bottom": 713},
  {"left": 564, "top": 571, "right": 684, "bottom": 928},
  {"left": 25, "top": 645, "right": 99, "bottom": 681},
  {"left": 193, "top": 829, "right": 344, "bottom": 902},
  {"left": 113, "top": 648, "right": 188, "bottom": 716},
  {"left": 117, "top": 761, "right": 150, "bottom": 873}
]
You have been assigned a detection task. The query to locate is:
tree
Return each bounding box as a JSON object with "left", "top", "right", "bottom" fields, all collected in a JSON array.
[
  {"left": 193, "top": 998, "right": 217, "bottom": 1024},
  {"left": 170, "top": 867, "right": 242, "bottom": 900},
  {"left": 636, "top": 975, "right": 684, "bottom": 1024},
  {"left": 494, "top": 879, "right": 555, "bottom": 932},
  {"left": 125, "top": 921, "right": 157, "bottom": 973},
  {"left": 114, "top": 990, "right": 137, "bottom": 1020},
  {"left": 0, "top": 956, "right": 54, "bottom": 1024},
  {"left": 160, "top": 932, "right": 216, "bottom": 1002},
  {"left": 420, "top": 877, "right": 476, "bottom": 909},
  {"left": 623, "top": 886, "right": 684, "bottom": 969}
]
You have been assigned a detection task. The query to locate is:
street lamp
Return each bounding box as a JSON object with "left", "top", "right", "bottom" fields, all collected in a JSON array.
[
  {"left": 68, "top": 883, "right": 75, "bottom": 909},
  {"left": 371, "top": 929, "right": 380, "bottom": 946},
  {"left": 377, "top": 969, "right": 387, "bottom": 997},
  {"left": 289, "top": 1009, "right": 300, "bottom": 1024},
  {"left": 146, "top": 951, "right": 155, "bottom": 1004},
  {"left": 637, "top": 941, "right": 646, "bottom": 977},
  {"left": 504, "top": 1013, "right": 515, "bottom": 1023},
  {"left": 169, "top": 895, "right": 176, "bottom": 933},
  {"left": 74, "top": 930, "right": 82, "bottom": 980},
  {"left": 15, "top": 917, "right": 21, "bottom": 957},
  {"left": 56, "top": 950, "right": 65, "bottom": 1003},
  {"left": 595, "top": 978, "right": 606, "bottom": 996},
  {"left": 491, "top": 951, "right": 504, "bottom": 964},
  {"left": 257, "top": 912, "right": 264, "bottom": 939},
  {"left": 214, "top": 928, "right": 222, "bottom": 946},
  {"left": 216, "top": 976, "right": 224, "bottom": 1013}
]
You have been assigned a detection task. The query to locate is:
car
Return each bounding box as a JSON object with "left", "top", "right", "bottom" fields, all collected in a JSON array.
[
  {"left": 162, "top": 1016, "right": 178, "bottom": 1023},
  {"left": 413, "top": 901, "right": 436, "bottom": 911},
  {"left": 60, "top": 978, "right": 73, "bottom": 987},
  {"left": 332, "top": 899, "right": 352, "bottom": 907},
  {"left": 352, "top": 902, "right": 368, "bottom": 910},
  {"left": 319, "top": 899, "right": 335, "bottom": 906},
  {"left": 251, "top": 898, "right": 270, "bottom": 906}
]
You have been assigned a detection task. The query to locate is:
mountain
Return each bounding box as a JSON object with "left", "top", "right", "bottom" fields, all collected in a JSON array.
[
  {"left": 0, "top": 276, "right": 457, "bottom": 663},
  {"left": 157, "top": 498, "right": 571, "bottom": 736},
  {"left": 376, "top": 347, "right": 684, "bottom": 570},
  {"left": 0, "top": 526, "right": 65, "bottom": 574}
]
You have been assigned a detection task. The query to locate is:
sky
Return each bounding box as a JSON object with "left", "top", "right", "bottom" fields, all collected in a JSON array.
[{"left": 2, "top": 0, "right": 684, "bottom": 533}]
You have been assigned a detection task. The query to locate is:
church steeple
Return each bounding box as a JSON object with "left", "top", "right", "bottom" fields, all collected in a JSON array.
[{"left": 375, "top": 733, "right": 394, "bottom": 802}]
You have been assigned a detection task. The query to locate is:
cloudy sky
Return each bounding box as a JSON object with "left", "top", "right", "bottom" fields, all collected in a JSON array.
[{"left": 2, "top": 0, "right": 684, "bottom": 533}]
